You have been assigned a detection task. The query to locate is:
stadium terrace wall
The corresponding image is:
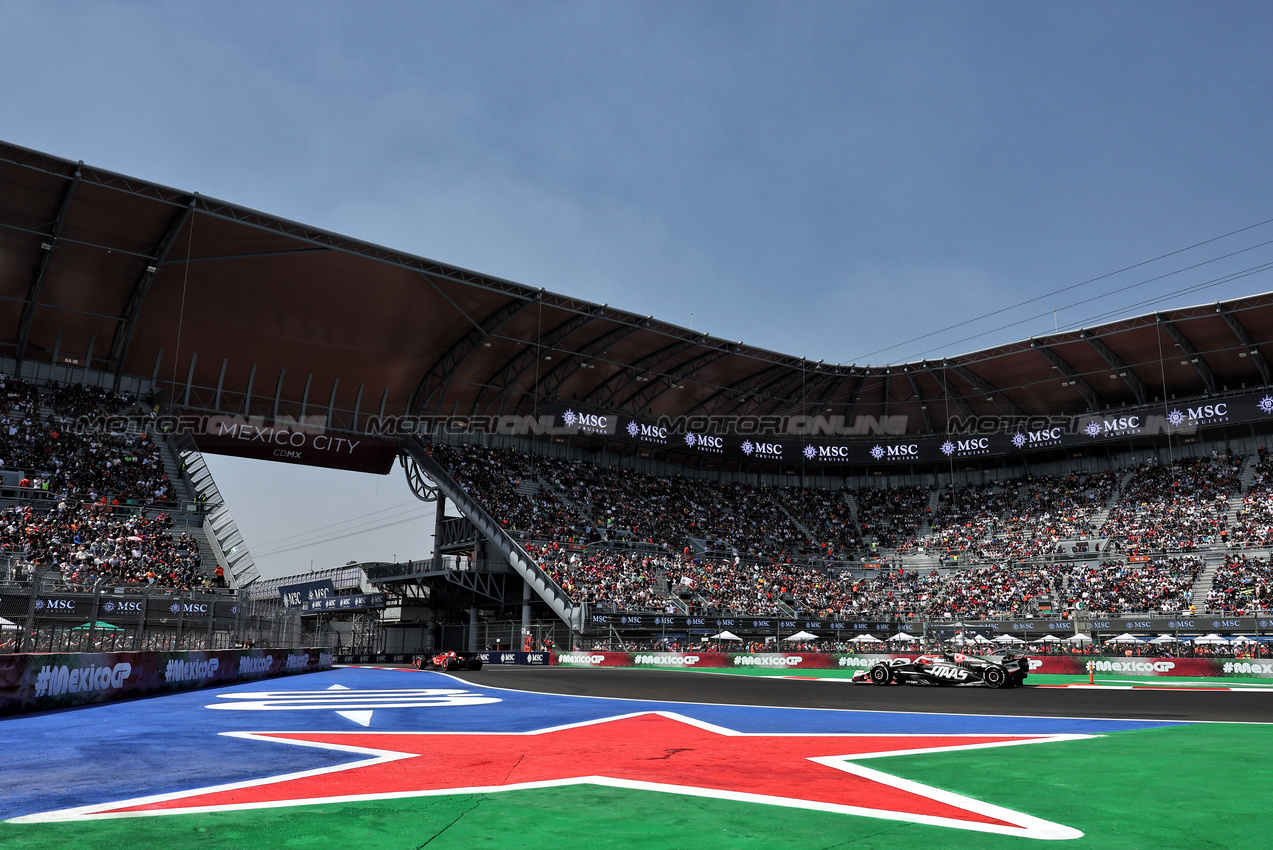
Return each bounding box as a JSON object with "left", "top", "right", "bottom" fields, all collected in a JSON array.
[
  {"left": 0, "top": 648, "right": 333, "bottom": 716},
  {"left": 578, "top": 612, "right": 1273, "bottom": 638},
  {"left": 551, "top": 651, "right": 1273, "bottom": 678},
  {"left": 535, "top": 393, "right": 1273, "bottom": 467}
]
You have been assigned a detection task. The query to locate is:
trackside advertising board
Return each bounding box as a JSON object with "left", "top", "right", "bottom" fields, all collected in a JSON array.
[
  {"left": 333, "top": 651, "right": 551, "bottom": 665},
  {"left": 551, "top": 652, "right": 1273, "bottom": 677},
  {"left": 0, "top": 648, "right": 333, "bottom": 716}
]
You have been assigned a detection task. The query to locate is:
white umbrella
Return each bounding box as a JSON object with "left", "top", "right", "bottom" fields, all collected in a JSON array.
[
  {"left": 1104, "top": 633, "right": 1145, "bottom": 644},
  {"left": 1147, "top": 634, "right": 1181, "bottom": 644},
  {"left": 887, "top": 632, "right": 920, "bottom": 642},
  {"left": 995, "top": 634, "right": 1026, "bottom": 644},
  {"left": 783, "top": 630, "right": 819, "bottom": 641},
  {"left": 711, "top": 630, "right": 742, "bottom": 641},
  {"left": 1228, "top": 635, "right": 1259, "bottom": 644},
  {"left": 1062, "top": 634, "right": 1093, "bottom": 643},
  {"left": 971, "top": 634, "right": 996, "bottom": 644},
  {"left": 1191, "top": 634, "right": 1229, "bottom": 645},
  {"left": 848, "top": 634, "right": 883, "bottom": 643},
  {"left": 1034, "top": 634, "right": 1062, "bottom": 643},
  {"left": 0, "top": 615, "right": 17, "bottom": 631}
]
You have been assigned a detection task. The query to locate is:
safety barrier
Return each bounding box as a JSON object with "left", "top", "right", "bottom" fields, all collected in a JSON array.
[
  {"left": 0, "top": 647, "right": 333, "bottom": 716},
  {"left": 550, "top": 651, "right": 1273, "bottom": 677}
]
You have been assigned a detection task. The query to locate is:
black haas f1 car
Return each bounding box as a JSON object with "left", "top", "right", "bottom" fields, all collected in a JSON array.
[
  {"left": 413, "top": 650, "right": 483, "bottom": 672},
  {"left": 853, "top": 652, "right": 1028, "bottom": 688}
]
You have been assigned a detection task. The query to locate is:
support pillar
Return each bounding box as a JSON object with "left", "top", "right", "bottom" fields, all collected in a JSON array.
[{"left": 522, "top": 579, "right": 533, "bottom": 649}]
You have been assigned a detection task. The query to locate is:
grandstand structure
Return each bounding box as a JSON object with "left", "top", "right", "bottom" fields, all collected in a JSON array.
[{"left": 3, "top": 138, "right": 1273, "bottom": 653}]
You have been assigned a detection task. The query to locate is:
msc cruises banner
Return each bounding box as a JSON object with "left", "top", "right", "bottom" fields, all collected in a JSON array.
[{"left": 540, "top": 391, "right": 1273, "bottom": 465}]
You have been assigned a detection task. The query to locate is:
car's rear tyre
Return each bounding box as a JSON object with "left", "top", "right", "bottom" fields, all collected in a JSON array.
[
  {"left": 446, "top": 660, "right": 460, "bottom": 671},
  {"left": 412, "top": 656, "right": 424, "bottom": 669},
  {"left": 984, "top": 666, "right": 1007, "bottom": 689},
  {"left": 469, "top": 658, "right": 483, "bottom": 671},
  {"left": 869, "top": 663, "right": 893, "bottom": 685}
]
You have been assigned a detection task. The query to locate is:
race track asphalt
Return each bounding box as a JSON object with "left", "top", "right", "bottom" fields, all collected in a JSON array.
[{"left": 444, "top": 666, "right": 1273, "bottom": 723}]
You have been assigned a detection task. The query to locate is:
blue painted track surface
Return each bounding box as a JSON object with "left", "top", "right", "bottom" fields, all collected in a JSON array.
[{"left": 1, "top": 666, "right": 1179, "bottom": 821}]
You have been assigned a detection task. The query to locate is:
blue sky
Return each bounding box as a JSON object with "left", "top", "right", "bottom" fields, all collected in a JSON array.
[{"left": 4, "top": 1, "right": 1273, "bottom": 578}]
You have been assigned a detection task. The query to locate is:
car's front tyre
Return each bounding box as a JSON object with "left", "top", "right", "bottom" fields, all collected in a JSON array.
[{"left": 869, "top": 663, "right": 894, "bottom": 685}]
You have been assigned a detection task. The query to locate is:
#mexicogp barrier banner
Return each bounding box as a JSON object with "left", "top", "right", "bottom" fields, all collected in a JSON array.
[
  {"left": 552, "top": 651, "right": 1273, "bottom": 677},
  {"left": 0, "top": 648, "right": 334, "bottom": 716}
]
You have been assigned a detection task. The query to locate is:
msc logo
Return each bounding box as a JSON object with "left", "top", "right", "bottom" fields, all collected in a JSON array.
[
  {"left": 1212, "top": 620, "right": 1241, "bottom": 629},
  {"left": 742, "top": 441, "right": 783, "bottom": 457},
  {"left": 805, "top": 444, "right": 851, "bottom": 459},
  {"left": 871, "top": 443, "right": 919, "bottom": 460},
  {"left": 1085, "top": 416, "right": 1140, "bottom": 437},
  {"left": 564, "top": 410, "right": 611, "bottom": 432},
  {"left": 1168, "top": 403, "right": 1228, "bottom": 426},
  {"left": 685, "top": 433, "right": 724, "bottom": 450},
  {"left": 941, "top": 438, "right": 990, "bottom": 457},
  {"left": 1013, "top": 428, "right": 1063, "bottom": 448},
  {"left": 628, "top": 422, "right": 667, "bottom": 440},
  {"left": 1123, "top": 621, "right": 1151, "bottom": 629}
]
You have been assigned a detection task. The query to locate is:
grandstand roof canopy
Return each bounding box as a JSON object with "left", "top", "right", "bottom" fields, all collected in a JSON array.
[{"left": 2, "top": 139, "right": 1271, "bottom": 437}]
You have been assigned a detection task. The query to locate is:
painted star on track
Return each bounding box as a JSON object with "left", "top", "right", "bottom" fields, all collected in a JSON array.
[{"left": 20, "top": 712, "right": 1088, "bottom": 839}]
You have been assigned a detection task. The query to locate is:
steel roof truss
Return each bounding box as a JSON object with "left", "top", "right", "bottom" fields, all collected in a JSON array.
[
  {"left": 1158, "top": 317, "right": 1217, "bottom": 394},
  {"left": 16, "top": 163, "right": 81, "bottom": 361},
  {"left": 1033, "top": 343, "right": 1104, "bottom": 411},
  {"left": 1080, "top": 331, "right": 1148, "bottom": 404},
  {"left": 1217, "top": 305, "right": 1270, "bottom": 386}
]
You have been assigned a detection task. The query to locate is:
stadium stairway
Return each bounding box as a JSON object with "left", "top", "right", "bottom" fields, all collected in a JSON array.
[
  {"left": 1191, "top": 551, "right": 1228, "bottom": 612},
  {"left": 163, "top": 431, "right": 261, "bottom": 590},
  {"left": 777, "top": 501, "right": 814, "bottom": 544},
  {"left": 536, "top": 477, "right": 598, "bottom": 535},
  {"left": 404, "top": 437, "right": 581, "bottom": 629},
  {"left": 1222, "top": 456, "right": 1260, "bottom": 532},
  {"left": 920, "top": 488, "right": 940, "bottom": 536}
]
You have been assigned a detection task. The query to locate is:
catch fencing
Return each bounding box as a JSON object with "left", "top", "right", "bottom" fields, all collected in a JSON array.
[{"left": 0, "top": 579, "right": 312, "bottom": 654}]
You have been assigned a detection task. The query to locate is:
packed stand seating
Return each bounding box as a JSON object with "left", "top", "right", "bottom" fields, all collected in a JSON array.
[
  {"left": 855, "top": 485, "right": 930, "bottom": 550},
  {"left": 1206, "top": 554, "right": 1273, "bottom": 614},
  {"left": 1062, "top": 556, "right": 1202, "bottom": 614},
  {"left": 432, "top": 444, "right": 810, "bottom": 559},
  {"left": 428, "top": 441, "right": 1233, "bottom": 617},
  {"left": 427, "top": 444, "right": 584, "bottom": 541},
  {"left": 0, "top": 501, "right": 208, "bottom": 590},
  {"left": 784, "top": 486, "right": 860, "bottom": 560},
  {"left": 924, "top": 471, "right": 1117, "bottom": 561},
  {"left": 925, "top": 562, "right": 1066, "bottom": 619},
  {"left": 925, "top": 479, "right": 1025, "bottom": 559},
  {"left": 0, "top": 375, "right": 174, "bottom": 505},
  {"left": 0, "top": 376, "right": 214, "bottom": 592},
  {"left": 1230, "top": 447, "right": 1273, "bottom": 548},
  {"left": 1098, "top": 454, "right": 1242, "bottom": 551},
  {"left": 532, "top": 543, "right": 670, "bottom": 611}
]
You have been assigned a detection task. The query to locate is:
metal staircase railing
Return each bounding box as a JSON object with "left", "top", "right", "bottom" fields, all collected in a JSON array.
[
  {"left": 403, "top": 437, "right": 582, "bottom": 629},
  {"left": 168, "top": 431, "right": 260, "bottom": 589}
]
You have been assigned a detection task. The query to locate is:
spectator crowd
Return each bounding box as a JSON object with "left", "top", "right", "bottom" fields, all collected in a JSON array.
[{"left": 429, "top": 441, "right": 1266, "bottom": 620}]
